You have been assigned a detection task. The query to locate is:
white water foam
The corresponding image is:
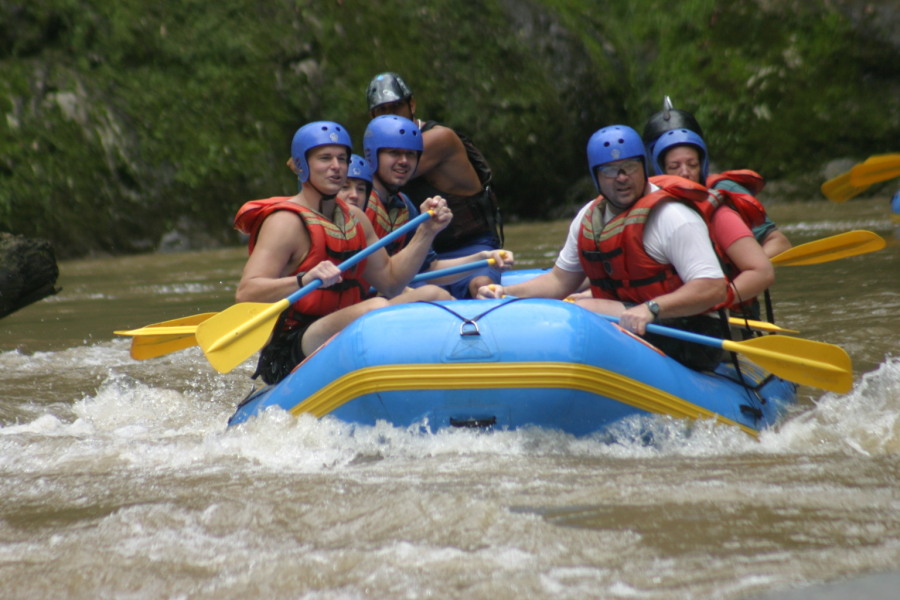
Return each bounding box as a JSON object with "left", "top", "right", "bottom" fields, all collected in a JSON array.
[
  {"left": 781, "top": 219, "right": 890, "bottom": 234},
  {"left": 758, "top": 355, "right": 900, "bottom": 455},
  {"left": 2, "top": 346, "right": 897, "bottom": 481}
]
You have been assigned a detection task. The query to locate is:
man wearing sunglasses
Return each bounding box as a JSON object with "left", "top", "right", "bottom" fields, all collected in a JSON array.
[{"left": 478, "top": 125, "right": 728, "bottom": 371}]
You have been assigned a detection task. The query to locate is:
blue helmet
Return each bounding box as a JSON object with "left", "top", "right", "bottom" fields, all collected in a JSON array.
[
  {"left": 363, "top": 115, "right": 424, "bottom": 175},
  {"left": 290, "top": 121, "right": 352, "bottom": 183},
  {"left": 651, "top": 128, "right": 709, "bottom": 183},
  {"left": 586, "top": 125, "right": 649, "bottom": 192},
  {"left": 347, "top": 154, "right": 373, "bottom": 183}
]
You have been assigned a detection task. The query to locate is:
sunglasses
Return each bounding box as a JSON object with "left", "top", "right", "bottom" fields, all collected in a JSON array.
[{"left": 597, "top": 159, "right": 643, "bottom": 179}]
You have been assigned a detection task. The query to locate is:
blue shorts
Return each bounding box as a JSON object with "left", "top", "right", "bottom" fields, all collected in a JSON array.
[{"left": 433, "top": 237, "right": 502, "bottom": 299}]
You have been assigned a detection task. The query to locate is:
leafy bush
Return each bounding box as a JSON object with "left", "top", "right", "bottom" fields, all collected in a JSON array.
[{"left": 1, "top": 0, "right": 897, "bottom": 256}]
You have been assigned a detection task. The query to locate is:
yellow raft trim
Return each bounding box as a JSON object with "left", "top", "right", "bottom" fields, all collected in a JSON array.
[{"left": 288, "top": 361, "right": 758, "bottom": 437}]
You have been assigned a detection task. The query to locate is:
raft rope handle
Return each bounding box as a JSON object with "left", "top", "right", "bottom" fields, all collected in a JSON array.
[
  {"left": 419, "top": 298, "right": 525, "bottom": 337},
  {"left": 723, "top": 282, "right": 772, "bottom": 414}
]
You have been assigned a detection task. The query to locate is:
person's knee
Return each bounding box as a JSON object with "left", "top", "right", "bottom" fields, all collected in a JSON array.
[
  {"left": 365, "top": 297, "right": 391, "bottom": 310},
  {"left": 467, "top": 274, "right": 494, "bottom": 297},
  {"left": 423, "top": 285, "right": 453, "bottom": 301},
  {"left": 412, "top": 284, "right": 453, "bottom": 301}
]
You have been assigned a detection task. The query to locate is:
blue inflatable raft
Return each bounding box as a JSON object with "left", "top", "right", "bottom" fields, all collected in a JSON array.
[{"left": 227, "top": 298, "right": 797, "bottom": 437}]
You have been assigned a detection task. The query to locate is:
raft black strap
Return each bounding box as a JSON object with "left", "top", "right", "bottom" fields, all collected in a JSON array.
[
  {"left": 716, "top": 286, "right": 766, "bottom": 414},
  {"left": 763, "top": 289, "right": 775, "bottom": 323},
  {"left": 582, "top": 248, "right": 621, "bottom": 262},
  {"left": 420, "top": 298, "right": 525, "bottom": 337},
  {"left": 591, "top": 271, "right": 668, "bottom": 291}
]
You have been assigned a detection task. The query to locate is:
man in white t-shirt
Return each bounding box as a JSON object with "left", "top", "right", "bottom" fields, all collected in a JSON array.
[{"left": 477, "top": 125, "right": 728, "bottom": 370}]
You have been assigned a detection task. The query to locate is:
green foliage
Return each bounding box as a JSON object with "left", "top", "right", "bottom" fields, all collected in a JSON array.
[
  {"left": 0, "top": 0, "right": 897, "bottom": 257},
  {"left": 632, "top": 0, "right": 899, "bottom": 177}
]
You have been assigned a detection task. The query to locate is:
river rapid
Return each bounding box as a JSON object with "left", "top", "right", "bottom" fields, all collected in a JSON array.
[{"left": 1, "top": 196, "right": 898, "bottom": 599}]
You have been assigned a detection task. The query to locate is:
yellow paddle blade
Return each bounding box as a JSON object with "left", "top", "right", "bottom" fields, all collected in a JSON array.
[
  {"left": 771, "top": 230, "right": 885, "bottom": 266},
  {"left": 849, "top": 153, "right": 900, "bottom": 187},
  {"left": 727, "top": 317, "right": 798, "bottom": 334},
  {"left": 821, "top": 170, "right": 869, "bottom": 203},
  {"left": 194, "top": 299, "right": 290, "bottom": 373},
  {"left": 116, "top": 325, "right": 198, "bottom": 336},
  {"left": 127, "top": 332, "right": 196, "bottom": 360},
  {"left": 115, "top": 313, "right": 215, "bottom": 360},
  {"left": 722, "top": 335, "right": 853, "bottom": 394}
]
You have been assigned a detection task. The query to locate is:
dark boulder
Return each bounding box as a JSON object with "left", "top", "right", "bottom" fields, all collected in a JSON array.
[{"left": 0, "top": 233, "right": 61, "bottom": 319}]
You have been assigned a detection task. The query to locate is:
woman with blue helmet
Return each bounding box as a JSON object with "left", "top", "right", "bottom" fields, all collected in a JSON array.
[
  {"left": 652, "top": 128, "right": 775, "bottom": 323},
  {"left": 642, "top": 98, "right": 792, "bottom": 259},
  {"left": 651, "top": 128, "right": 710, "bottom": 185},
  {"left": 337, "top": 154, "right": 373, "bottom": 209},
  {"left": 231, "top": 120, "right": 453, "bottom": 384}
]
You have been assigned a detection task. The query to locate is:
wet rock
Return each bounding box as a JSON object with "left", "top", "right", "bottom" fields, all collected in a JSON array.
[{"left": 0, "top": 233, "right": 61, "bottom": 318}]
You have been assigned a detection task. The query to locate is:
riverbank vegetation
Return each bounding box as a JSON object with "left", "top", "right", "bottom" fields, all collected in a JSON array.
[{"left": 1, "top": 0, "right": 898, "bottom": 257}]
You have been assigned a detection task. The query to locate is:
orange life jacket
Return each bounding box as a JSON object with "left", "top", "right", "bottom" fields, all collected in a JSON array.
[
  {"left": 705, "top": 170, "right": 768, "bottom": 228},
  {"left": 233, "top": 197, "right": 369, "bottom": 325},
  {"left": 578, "top": 179, "right": 716, "bottom": 303},
  {"left": 707, "top": 169, "right": 765, "bottom": 195},
  {"left": 643, "top": 176, "right": 765, "bottom": 313},
  {"left": 364, "top": 189, "right": 418, "bottom": 256}
]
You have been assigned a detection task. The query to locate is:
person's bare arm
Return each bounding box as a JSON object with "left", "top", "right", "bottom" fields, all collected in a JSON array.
[
  {"left": 416, "top": 125, "right": 481, "bottom": 196},
  {"left": 724, "top": 236, "right": 775, "bottom": 302},
  {"left": 424, "top": 250, "right": 514, "bottom": 285},
  {"left": 761, "top": 229, "right": 792, "bottom": 258},
  {"left": 619, "top": 277, "right": 727, "bottom": 336},
  {"left": 361, "top": 197, "right": 453, "bottom": 296},
  {"left": 476, "top": 265, "right": 584, "bottom": 300},
  {"left": 235, "top": 211, "right": 343, "bottom": 303}
]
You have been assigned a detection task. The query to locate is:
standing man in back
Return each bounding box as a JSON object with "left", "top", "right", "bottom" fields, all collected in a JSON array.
[{"left": 365, "top": 72, "right": 504, "bottom": 298}]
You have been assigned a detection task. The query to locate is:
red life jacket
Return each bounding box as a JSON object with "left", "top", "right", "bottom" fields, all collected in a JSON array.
[
  {"left": 233, "top": 197, "right": 369, "bottom": 325},
  {"left": 705, "top": 170, "right": 768, "bottom": 228},
  {"left": 645, "top": 176, "right": 763, "bottom": 313},
  {"left": 707, "top": 169, "right": 765, "bottom": 195},
  {"left": 364, "top": 189, "right": 417, "bottom": 255},
  {"left": 578, "top": 177, "right": 723, "bottom": 303}
]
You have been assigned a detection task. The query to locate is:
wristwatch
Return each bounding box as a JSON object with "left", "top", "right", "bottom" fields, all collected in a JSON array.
[{"left": 645, "top": 299, "right": 660, "bottom": 322}]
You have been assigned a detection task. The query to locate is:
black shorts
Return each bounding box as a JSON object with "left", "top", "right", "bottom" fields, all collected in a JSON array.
[
  {"left": 644, "top": 314, "right": 728, "bottom": 372},
  {"left": 251, "top": 319, "right": 313, "bottom": 385}
]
